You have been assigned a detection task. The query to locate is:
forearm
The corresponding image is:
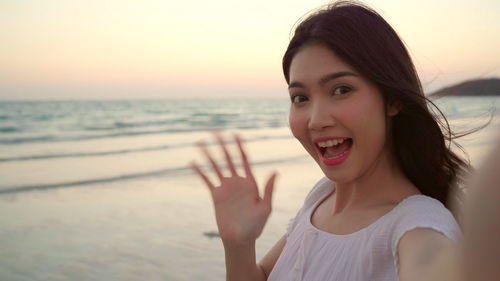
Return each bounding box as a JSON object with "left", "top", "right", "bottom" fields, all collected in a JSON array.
[{"left": 224, "top": 241, "right": 267, "bottom": 281}]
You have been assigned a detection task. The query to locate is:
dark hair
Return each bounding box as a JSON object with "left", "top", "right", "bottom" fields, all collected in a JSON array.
[{"left": 283, "top": 1, "right": 471, "bottom": 213}]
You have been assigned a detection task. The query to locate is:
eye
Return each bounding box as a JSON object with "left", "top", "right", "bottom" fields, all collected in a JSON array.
[
  {"left": 332, "top": 85, "right": 352, "bottom": 96},
  {"left": 290, "top": 94, "right": 309, "bottom": 104}
]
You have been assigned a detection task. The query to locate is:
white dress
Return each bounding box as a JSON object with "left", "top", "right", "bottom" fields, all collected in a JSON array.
[{"left": 268, "top": 177, "right": 462, "bottom": 281}]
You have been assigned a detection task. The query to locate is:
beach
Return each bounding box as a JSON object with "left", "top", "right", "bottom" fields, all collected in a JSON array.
[{"left": 0, "top": 97, "right": 498, "bottom": 280}]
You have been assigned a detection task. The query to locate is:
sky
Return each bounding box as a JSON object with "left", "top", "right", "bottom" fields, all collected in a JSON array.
[{"left": 1, "top": 0, "right": 499, "bottom": 100}]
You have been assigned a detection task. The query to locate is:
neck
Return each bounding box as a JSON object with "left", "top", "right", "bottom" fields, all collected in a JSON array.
[{"left": 331, "top": 149, "right": 419, "bottom": 215}]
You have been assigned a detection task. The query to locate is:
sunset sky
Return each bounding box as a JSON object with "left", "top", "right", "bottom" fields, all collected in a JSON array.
[{"left": 1, "top": 0, "right": 499, "bottom": 100}]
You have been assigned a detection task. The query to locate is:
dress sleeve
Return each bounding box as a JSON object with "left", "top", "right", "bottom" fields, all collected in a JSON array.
[
  {"left": 391, "top": 195, "right": 462, "bottom": 271},
  {"left": 286, "top": 177, "right": 333, "bottom": 237}
]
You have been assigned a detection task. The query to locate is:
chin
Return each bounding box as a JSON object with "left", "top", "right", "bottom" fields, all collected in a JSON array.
[{"left": 318, "top": 163, "right": 355, "bottom": 185}]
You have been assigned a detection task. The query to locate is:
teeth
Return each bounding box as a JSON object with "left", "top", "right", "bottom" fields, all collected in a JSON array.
[{"left": 318, "top": 138, "right": 347, "bottom": 148}]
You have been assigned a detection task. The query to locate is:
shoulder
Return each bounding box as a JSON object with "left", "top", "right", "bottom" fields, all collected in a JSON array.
[
  {"left": 303, "top": 176, "right": 335, "bottom": 208},
  {"left": 286, "top": 177, "right": 334, "bottom": 236},
  {"left": 390, "top": 195, "right": 461, "bottom": 242},
  {"left": 388, "top": 195, "right": 461, "bottom": 277}
]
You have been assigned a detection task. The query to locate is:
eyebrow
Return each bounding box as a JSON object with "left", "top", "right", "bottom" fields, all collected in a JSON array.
[{"left": 288, "top": 71, "right": 358, "bottom": 89}]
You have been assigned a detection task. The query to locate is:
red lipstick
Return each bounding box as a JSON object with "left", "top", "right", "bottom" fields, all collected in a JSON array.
[{"left": 314, "top": 137, "right": 352, "bottom": 166}]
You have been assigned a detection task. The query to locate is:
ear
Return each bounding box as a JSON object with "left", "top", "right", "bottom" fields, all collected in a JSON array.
[{"left": 387, "top": 101, "right": 402, "bottom": 117}]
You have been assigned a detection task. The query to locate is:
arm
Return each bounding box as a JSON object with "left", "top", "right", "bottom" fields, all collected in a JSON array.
[
  {"left": 258, "top": 234, "right": 287, "bottom": 278},
  {"left": 398, "top": 228, "right": 459, "bottom": 281},
  {"left": 224, "top": 234, "right": 286, "bottom": 281},
  {"left": 399, "top": 139, "right": 500, "bottom": 281},
  {"left": 190, "top": 132, "right": 280, "bottom": 281},
  {"left": 462, "top": 139, "right": 500, "bottom": 281}
]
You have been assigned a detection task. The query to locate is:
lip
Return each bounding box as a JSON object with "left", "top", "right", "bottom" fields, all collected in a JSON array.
[{"left": 313, "top": 136, "right": 352, "bottom": 166}]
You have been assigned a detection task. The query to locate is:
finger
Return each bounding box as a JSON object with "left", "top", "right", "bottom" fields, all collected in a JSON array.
[
  {"left": 198, "top": 141, "right": 224, "bottom": 182},
  {"left": 214, "top": 131, "right": 238, "bottom": 176},
  {"left": 189, "top": 161, "right": 215, "bottom": 192},
  {"left": 263, "top": 172, "right": 278, "bottom": 207},
  {"left": 234, "top": 134, "right": 253, "bottom": 179}
]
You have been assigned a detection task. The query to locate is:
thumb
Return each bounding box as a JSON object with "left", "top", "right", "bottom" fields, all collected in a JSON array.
[{"left": 263, "top": 172, "right": 278, "bottom": 207}]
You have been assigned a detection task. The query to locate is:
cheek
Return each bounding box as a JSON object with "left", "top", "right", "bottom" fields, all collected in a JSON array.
[
  {"left": 288, "top": 109, "right": 306, "bottom": 138},
  {"left": 350, "top": 99, "right": 388, "bottom": 146},
  {"left": 337, "top": 100, "right": 366, "bottom": 132}
]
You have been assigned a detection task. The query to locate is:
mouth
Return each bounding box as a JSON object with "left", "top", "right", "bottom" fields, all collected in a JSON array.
[{"left": 315, "top": 137, "right": 353, "bottom": 166}]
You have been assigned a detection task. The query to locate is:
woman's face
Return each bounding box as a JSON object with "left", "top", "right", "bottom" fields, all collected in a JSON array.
[{"left": 288, "top": 43, "right": 398, "bottom": 184}]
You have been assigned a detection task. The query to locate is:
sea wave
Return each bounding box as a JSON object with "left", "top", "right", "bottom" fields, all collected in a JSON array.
[
  {"left": 0, "top": 126, "right": 19, "bottom": 133},
  {"left": 0, "top": 123, "right": 288, "bottom": 144},
  {"left": 0, "top": 133, "right": 294, "bottom": 162},
  {"left": 0, "top": 154, "right": 307, "bottom": 195}
]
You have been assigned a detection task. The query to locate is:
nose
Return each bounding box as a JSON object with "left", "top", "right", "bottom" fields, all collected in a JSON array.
[{"left": 308, "top": 100, "right": 336, "bottom": 131}]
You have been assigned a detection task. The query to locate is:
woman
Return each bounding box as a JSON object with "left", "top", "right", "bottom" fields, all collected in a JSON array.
[{"left": 190, "top": 1, "right": 467, "bottom": 280}]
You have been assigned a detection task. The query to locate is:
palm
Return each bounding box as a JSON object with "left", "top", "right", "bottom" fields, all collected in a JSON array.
[
  {"left": 190, "top": 133, "right": 277, "bottom": 244},
  {"left": 212, "top": 177, "right": 270, "bottom": 242}
]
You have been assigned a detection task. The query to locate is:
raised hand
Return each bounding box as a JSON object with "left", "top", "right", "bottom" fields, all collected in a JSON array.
[{"left": 190, "top": 132, "right": 278, "bottom": 245}]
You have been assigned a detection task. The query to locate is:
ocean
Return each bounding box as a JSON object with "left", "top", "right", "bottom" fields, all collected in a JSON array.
[{"left": 0, "top": 96, "right": 498, "bottom": 280}]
